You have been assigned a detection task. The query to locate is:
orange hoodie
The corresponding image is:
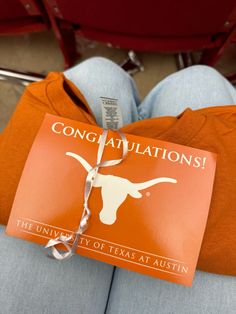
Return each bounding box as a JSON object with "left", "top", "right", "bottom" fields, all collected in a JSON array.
[{"left": 0, "top": 72, "right": 236, "bottom": 276}]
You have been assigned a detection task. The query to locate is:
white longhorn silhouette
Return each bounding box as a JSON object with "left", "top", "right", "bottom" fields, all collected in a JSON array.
[{"left": 66, "top": 152, "right": 177, "bottom": 225}]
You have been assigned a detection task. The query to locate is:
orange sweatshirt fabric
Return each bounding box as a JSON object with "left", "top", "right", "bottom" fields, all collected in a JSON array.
[{"left": 0, "top": 72, "right": 236, "bottom": 276}]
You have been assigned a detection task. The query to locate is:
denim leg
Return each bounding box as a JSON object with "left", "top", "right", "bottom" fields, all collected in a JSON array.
[
  {"left": 138, "top": 65, "right": 236, "bottom": 119},
  {"left": 0, "top": 225, "right": 113, "bottom": 314},
  {"left": 0, "top": 58, "right": 139, "bottom": 313},
  {"left": 64, "top": 57, "right": 140, "bottom": 127},
  {"left": 106, "top": 269, "right": 236, "bottom": 314},
  {"left": 105, "top": 66, "right": 236, "bottom": 314}
]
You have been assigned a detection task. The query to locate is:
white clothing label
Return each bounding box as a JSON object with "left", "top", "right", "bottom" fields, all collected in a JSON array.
[{"left": 100, "top": 97, "right": 123, "bottom": 129}]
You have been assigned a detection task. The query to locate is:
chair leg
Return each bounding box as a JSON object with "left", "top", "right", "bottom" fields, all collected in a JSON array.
[
  {"left": 226, "top": 72, "right": 236, "bottom": 86},
  {"left": 200, "top": 46, "right": 225, "bottom": 66},
  {"left": 200, "top": 25, "right": 236, "bottom": 66},
  {"left": 0, "top": 67, "right": 45, "bottom": 85},
  {"left": 119, "top": 51, "right": 144, "bottom": 75},
  {"left": 42, "top": 0, "right": 79, "bottom": 69},
  {"left": 175, "top": 52, "right": 194, "bottom": 70},
  {"left": 57, "top": 24, "right": 80, "bottom": 69},
  {"left": 200, "top": 28, "right": 236, "bottom": 85}
]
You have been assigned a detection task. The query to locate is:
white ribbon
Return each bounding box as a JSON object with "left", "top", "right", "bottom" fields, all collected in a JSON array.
[{"left": 45, "top": 129, "right": 128, "bottom": 260}]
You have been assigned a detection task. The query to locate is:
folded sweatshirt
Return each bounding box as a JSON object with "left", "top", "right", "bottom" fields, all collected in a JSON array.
[{"left": 0, "top": 72, "right": 235, "bottom": 276}]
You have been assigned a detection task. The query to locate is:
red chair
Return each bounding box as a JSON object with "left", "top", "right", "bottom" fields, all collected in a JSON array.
[
  {"left": 0, "top": 0, "right": 50, "bottom": 82},
  {"left": 43, "top": 0, "right": 236, "bottom": 69},
  {"left": 0, "top": 0, "right": 49, "bottom": 35}
]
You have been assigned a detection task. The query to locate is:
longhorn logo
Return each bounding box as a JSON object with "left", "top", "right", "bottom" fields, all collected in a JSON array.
[{"left": 66, "top": 152, "right": 177, "bottom": 225}]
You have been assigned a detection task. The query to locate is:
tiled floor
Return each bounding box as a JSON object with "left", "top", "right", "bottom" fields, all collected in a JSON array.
[{"left": 0, "top": 31, "right": 235, "bottom": 132}]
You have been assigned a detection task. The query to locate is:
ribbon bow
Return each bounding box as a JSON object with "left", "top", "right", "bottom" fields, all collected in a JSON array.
[{"left": 45, "top": 129, "right": 128, "bottom": 260}]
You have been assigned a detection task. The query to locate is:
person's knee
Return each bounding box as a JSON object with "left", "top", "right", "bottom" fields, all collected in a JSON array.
[
  {"left": 78, "top": 56, "right": 121, "bottom": 72},
  {"left": 161, "top": 65, "right": 226, "bottom": 93},
  {"left": 80, "top": 56, "right": 114, "bottom": 66},
  {"left": 147, "top": 64, "right": 231, "bottom": 117},
  {"left": 73, "top": 56, "right": 133, "bottom": 85},
  {"left": 65, "top": 57, "right": 123, "bottom": 79},
  {"left": 177, "top": 65, "right": 222, "bottom": 82}
]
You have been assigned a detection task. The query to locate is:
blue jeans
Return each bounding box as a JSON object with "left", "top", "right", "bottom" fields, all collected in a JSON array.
[
  {"left": 64, "top": 57, "right": 236, "bottom": 126},
  {"left": 1, "top": 58, "right": 236, "bottom": 313}
]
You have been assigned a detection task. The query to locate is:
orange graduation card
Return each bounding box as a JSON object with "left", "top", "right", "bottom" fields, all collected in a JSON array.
[{"left": 6, "top": 114, "right": 217, "bottom": 286}]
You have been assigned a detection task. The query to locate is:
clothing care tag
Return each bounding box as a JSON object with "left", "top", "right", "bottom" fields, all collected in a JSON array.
[
  {"left": 100, "top": 96, "right": 123, "bottom": 129},
  {"left": 6, "top": 114, "right": 217, "bottom": 286}
]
